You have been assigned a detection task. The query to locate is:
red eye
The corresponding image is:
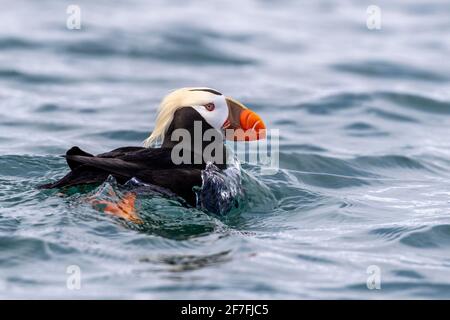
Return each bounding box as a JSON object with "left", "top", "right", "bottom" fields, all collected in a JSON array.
[{"left": 204, "top": 103, "right": 215, "bottom": 111}]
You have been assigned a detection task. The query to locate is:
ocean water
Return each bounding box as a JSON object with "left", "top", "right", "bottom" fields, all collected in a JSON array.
[{"left": 1, "top": 0, "right": 450, "bottom": 299}]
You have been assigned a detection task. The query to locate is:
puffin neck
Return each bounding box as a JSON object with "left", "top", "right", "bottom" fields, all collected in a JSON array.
[{"left": 161, "top": 107, "right": 227, "bottom": 168}]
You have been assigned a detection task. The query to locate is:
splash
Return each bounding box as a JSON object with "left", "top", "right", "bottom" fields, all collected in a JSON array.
[
  {"left": 195, "top": 161, "right": 245, "bottom": 216},
  {"left": 196, "top": 157, "right": 277, "bottom": 216}
]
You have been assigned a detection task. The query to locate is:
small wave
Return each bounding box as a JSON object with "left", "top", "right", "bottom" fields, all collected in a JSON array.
[
  {"left": 294, "top": 92, "right": 372, "bottom": 115},
  {"left": 280, "top": 153, "right": 380, "bottom": 178},
  {"left": 34, "top": 103, "right": 61, "bottom": 113},
  {"left": 0, "top": 155, "right": 65, "bottom": 179},
  {"left": 367, "top": 108, "right": 418, "bottom": 123},
  {"left": 333, "top": 60, "right": 447, "bottom": 82},
  {"left": 0, "top": 37, "right": 39, "bottom": 50},
  {"left": 369, "top": 225, "right": 425, "bottom": 242},
  {"left": 353, "top": 155, "right": 428, "bottom": 171},
  {"left": 296, "top": 253, "right": 335, "bottom": 265},
  {"left": 343, "top": 122, "right": 389, "bottom": 137},
  {"left": 292, "top": 91, "right": 450, "bottom": 118},
  {"left": 281, "top": 144, "right": 327, "bottom": 153},
  {"left": 0, "top": 235, "right": 76, "bottom": 267},
  {"left": 345, "top": 281, "right": 450, "bottom": 298},
  {"left": 393, "top": 269, "right": 425, "bottom": 280},
  {"left": 376, "top": 91, "right": 450, "bottom": 114},
  {"left": 59, "top": 29, "right": 255, "bottom": 66},
  {"left": 34, "top": 103, "right": 99, "bottom": 115},
  {"left": 279, "top": 153, "right": 380, "bottom": 188},
  {"left": 344, "top": 122, "right": 376, "bottom": 131},
  {"left": 0, "top": 68, "right": 74, "bottom": 84},
  {"left": 400, "top": 225, "right": 450, "bottom": 248},
  {"left": 278, "top": 152, "right": 435, "bottom": 188}
]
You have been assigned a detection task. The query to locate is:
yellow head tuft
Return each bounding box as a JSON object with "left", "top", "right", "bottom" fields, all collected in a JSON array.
[{"left": 143, "top": 87, "right": 221, "bottom": 147}]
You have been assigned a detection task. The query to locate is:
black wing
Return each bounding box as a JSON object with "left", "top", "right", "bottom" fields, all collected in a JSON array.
[{"left": 39, "top": 146, "right": 203, "bottom": 205}]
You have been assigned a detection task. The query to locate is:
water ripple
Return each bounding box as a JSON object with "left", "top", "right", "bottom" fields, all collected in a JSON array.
[
  {"left": 400, "top": 225, "right": 450, "bottom": 248},
  {"left": 333, "top": 60, "right": 448, "bottom": 82}
]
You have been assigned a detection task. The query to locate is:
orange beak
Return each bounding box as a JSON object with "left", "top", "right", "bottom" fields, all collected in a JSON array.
[{"left": 223, "top": 97, "right": 266, "bottom": 141}]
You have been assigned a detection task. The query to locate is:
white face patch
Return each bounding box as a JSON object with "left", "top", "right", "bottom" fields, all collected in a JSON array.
[{"left": 192, "top": 95, "right": 229, "bottom": 131}]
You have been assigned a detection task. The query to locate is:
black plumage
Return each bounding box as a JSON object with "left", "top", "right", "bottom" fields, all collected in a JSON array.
[{"left": 39, "top": 107, "right": 227, "bottom": 206}]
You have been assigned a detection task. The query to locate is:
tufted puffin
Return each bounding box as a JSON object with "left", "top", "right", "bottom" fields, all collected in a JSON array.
[{"left": 39, "top": 87, "right": 266, "bottom": 222}]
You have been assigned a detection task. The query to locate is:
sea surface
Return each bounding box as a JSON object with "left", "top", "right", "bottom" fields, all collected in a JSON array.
[{"left": 1, "top": 0, "right": 450, "bottom": 299}]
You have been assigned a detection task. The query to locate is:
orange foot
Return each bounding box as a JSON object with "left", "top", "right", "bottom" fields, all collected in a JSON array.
[{"left": 91, "top": 192, "right": 143, "bottom": 224}]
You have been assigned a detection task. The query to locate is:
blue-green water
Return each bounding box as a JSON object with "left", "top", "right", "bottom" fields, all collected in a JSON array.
[{"left": 1, "top": 0, "right": 450, "bottom": 299}]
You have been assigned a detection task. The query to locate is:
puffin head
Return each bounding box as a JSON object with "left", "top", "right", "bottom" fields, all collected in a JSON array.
[{"left": 144, "top": 87, "right": 266, "bottom": 147}]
